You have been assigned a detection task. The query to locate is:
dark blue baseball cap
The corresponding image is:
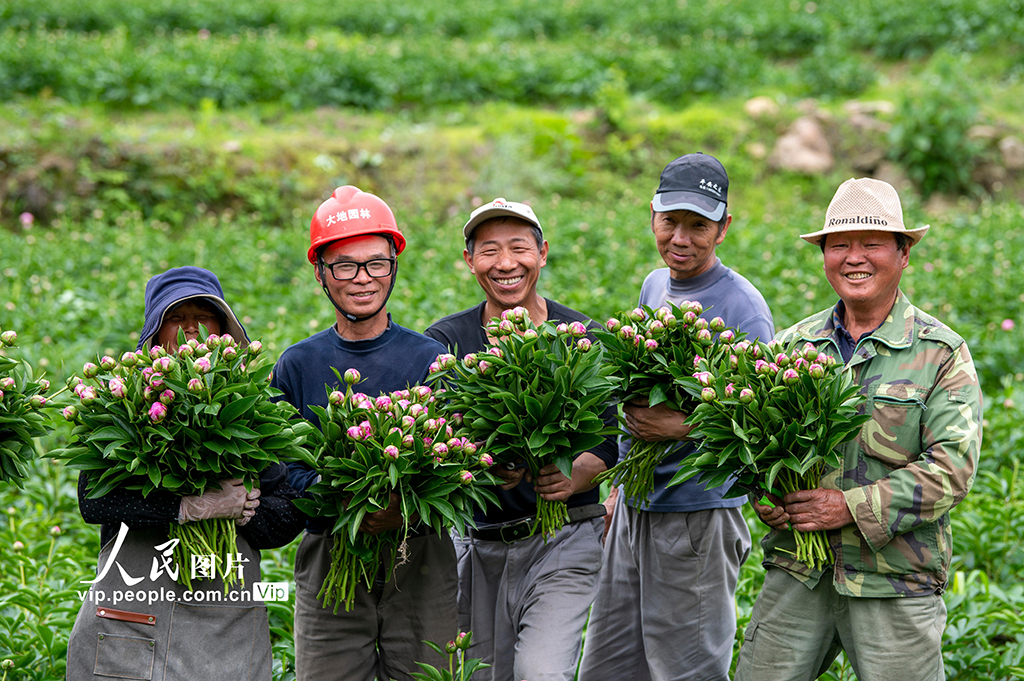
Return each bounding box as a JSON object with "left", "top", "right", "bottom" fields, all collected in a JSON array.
[{"left": 651, "top": 153, "right": 729, "bottom": 222}]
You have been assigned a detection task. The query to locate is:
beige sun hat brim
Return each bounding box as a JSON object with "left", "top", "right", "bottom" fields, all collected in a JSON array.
[
  {"left": 800, "top": 177, "right": 929, "bottom": 246},
  {"left": 800, "top": 223, "right": 929, "bottom": 246}
]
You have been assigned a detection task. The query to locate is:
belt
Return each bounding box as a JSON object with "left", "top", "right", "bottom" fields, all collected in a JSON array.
[{"left": 468, "top": 503, "right": 607, "bottom": 544}]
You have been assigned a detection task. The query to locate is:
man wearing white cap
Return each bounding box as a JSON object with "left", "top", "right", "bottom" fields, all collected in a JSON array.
[
  {"left": 579, "top": 153, "right": 774, "bottom": 681},
  {"left": 425, "top": 199, "right": 618, "bottom": 681},
  {"left": 735, "top": 178, "right": 982, "bottom": 681}
]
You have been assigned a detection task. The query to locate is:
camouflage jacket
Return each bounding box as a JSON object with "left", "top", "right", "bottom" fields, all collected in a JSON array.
[{"left": 763, "top": 291, "right": 982, "bottom": 598}]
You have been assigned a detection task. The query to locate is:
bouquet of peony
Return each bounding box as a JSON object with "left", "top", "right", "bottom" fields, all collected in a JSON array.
[
  {"left": 55, "top": 330, "right": 314, "bottom": 590},
  {"left": 670, "top": 339, "right": 870, "bottom": 570},
  {"left": 592, "top": 302, "right": 736, "bottom": 505},
  {"left": 291, "top": 368, "right": 499, "bottom": 613},
  {"left": 0, "top": 327, "right": 53, "bottom": 487},
  {"left": 429, "top": 307, "right": 618, "bottom": 539}
]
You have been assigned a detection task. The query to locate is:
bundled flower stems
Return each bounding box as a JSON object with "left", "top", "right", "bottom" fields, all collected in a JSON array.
[
  {"left": 671, "top": 339, "right": 870, "bottom": 570},
  {"left": 592, "top": 302, "right": 735, "bottom": 505},
  {"left": 56, "top": 330, "right": 314, "bottom": 590},
  {"left": 292, "top": 368, "right": 499, "bottom": 613},
  {"left": 429, "top": 306, "right": 618, "bottom": 539},
  {"left": 0, "top": 326, "right": 53, "bottom": 487}
]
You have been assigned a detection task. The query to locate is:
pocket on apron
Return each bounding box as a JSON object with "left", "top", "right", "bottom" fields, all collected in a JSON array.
[
  {"left": 94, "top": 632, "right": 156, "bottom": 679},
  {"left": 162, "top": 600, "right": 269, "bottom": 681}
]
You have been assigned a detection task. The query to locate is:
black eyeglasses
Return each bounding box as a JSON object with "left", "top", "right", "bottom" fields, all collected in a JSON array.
[{"left": 323, "top": 258, "right": 395, "bottom": 281}]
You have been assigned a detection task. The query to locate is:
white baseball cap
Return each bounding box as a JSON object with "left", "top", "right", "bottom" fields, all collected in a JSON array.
[{"left": 463, "top": 198, "right": 543, "bottom": 240}]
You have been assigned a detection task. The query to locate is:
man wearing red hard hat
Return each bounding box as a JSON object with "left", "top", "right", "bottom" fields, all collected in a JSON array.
[{"left": 272, "top": 187, "right": 453, "bottom": 681}]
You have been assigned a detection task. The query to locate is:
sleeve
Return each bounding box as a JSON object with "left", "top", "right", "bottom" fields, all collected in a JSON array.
[
  {"left": 270, "top": 354, "right": 320, "bottom": 496},
  {"left": 237, "top": 463, "right": 308, "bottom": 549},
  {"left": 843, "top": 342, "right": 982, "bottom": 552},
  {"left": 78, "top": 471, "right": 181, "bottom": 527},
  {"left": 423, "top": 324, "right": 451, "bottom": 350},
  {"left": 583, "top": 402, "right": 620, "bottom": 470}
]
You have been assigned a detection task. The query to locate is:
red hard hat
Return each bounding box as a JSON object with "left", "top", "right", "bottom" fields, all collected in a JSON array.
[{"left": 307, "top": 186, "right": 406, "bottom": 264}]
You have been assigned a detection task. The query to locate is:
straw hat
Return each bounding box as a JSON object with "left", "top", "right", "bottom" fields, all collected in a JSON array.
[{"left": 800, "top": 178, "right": 929, "bottom": 246}]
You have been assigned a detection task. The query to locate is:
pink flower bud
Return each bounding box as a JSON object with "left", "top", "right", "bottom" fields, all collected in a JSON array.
[
  {"left": 477, "top": 360, "right": 491, "bottom": 374},
  {"left": 375, "top": 395, "right": 393, "bottom": 411},
  {"left": 158, "top": 355, "right": 178, "bottom": 373},
  {"left": 768, "top": 362, "right": 780, "bottom": 373},
  {"left": 177, "top": 344, "right": 194, "bottom": 358},
  {"left": 414, "top": 385, "right": 432, "bottom": 400},
  {"left": 682, "top": 311, "right": 697, "bottom": 326},
  {"left": 206, "top": 334, "right": 221, "bottom": 348},
  {"left": 634, "top": 334, "right": 644, "bottom": 347},
  {"left": 100, "top": 356, "right": 117, "bottom": 371},
  {"left": 647, "top": 320, "right": 665, "bottom": 337},
  {"left": 478, "top": 453, "right": 493, "bottom": 467},
  {"left": 358, "top": 399, "right": 373, "bottom": 410},
  {"left": 149, "top": 374, "right": 165, "bottom": 390},
  {"left": 524, "top": 328, "right": 539, "bottom": 340},
  {"left": 402, "top": 434, "right": 415, "bottom": 448},
  {"left": 694, "top": 371, "right": 713, "bottom": 386},
  {"left": 409, "top": 403, "right": 425, "bottom": 418},
  {"left": 149, "top": 345, "right": 166, "bottom": 360},
  {"left": 73, "top": 383, "right": 88, "bottom": 398},
  {"left": 148, "top": 402, "right": 167, "bottom": 423},
  {"left": 725, "top": 383, "right": 736, "bottom": 397},
  {"left": 696, "top": 328, "right": 713, "bottom": 344},
  {"left": 700, "top": 387, "right": 717, "bottom": 403},
  {"left": 775, "top": 353, "right": 790, "bottom": 367},
  {"left": 456, "top": 631, "right": 471, "bottom": 650},
  {"left": 750, "top": 343, "right": 763, "bottom": 359},
  {"left": 459, "top": 470, "right": 474, "bottom": 485},
  {"left": 83, "top": 362, "right": 100, "bottom": 378},
  {"left": 80, "top": 387, "right": 98, "bottom": 405},
  {"left": 220, "top": 334, "right": 235, "bottom": 347},
  {"left": 439, "top": 354, "right": 457, "bottom": 370},
  {"left": 793, "top": 357, "right": 809, "bottom": 371},
  {"left": 664, "top": 313, "right": 678, "bottom": 328},
  {"left": 347, "top": 426, "right": 363, "bottom": 440},
  {"left": 50, "top": 525, "right": 61, "bottom": 536},
  {"left": 577, "top": 338, "right": 593, "bottom": 352},
  {"left": 247, "top": 340, "right": 263, "bottom": 356},
  {"left": 447, "top": 438, "right": 463, "bottom": 453},
  {"left": 445, "top": 640, "right": 459, "bottom": 654},
  {"left": 62, "top": 405, "right": 78, "bottom": 421},
  {"left": 735, "top": 340, "right": 751, "bottom": 354},
  {"left": 739, "top": 388, "right": 755, "bottom": 404},
  {"left": 142, "top": 386, "right": 155, "bottom": 402},
  {"left": 401, "top": 415, "right": 415, "bottom": 429},
  {"left": 710, "top": 317, "right": 726, "bottom": 332},
  {"left": 328, "top": 391, "right": 344, "bottom": 406},
  {"left": 755, "top": 359, "right": 771, "bottom": 375},
  {"left": 194, "top": 343, "right": 210, "bottom": 357},
  {"left": 28, "top": 395, "right": 46, "bottom": 408},
  {"left": 803, "top": 344, "right": 818, "bottom": 361},
  {"left": 816, "top": 353, "right": 830, "bottom": 365},
  {"left": 193, "top": 357, "right": 212, "bottom": 374},
  {"left": 556, "top": 323, "right": 569, "bottom": 336},
  {"left": 782, "top": 369, "right": 799, "bottom": 385},
  {"left": 628, "top": 308, "right": 645, "bottom": 322},
  {"left": 19, "top": 211, "right": 33, "bottom": 226},
  {"left": 487, "top": 347, "right": 504, "bottom": 359},
  {"left": 645, "top": 338, "right": 659, "bottom": 351},
  {"left": 767, "top": 339, "right": 784, "bottom": 353},
  {"left": 188, "top": 378, "right": 204, "bottom": 394},
  {"left": 498, "top": 319, "right": 515, "bottom": 335},
  {"left": 0, "top": 330, "right": 17, "bottom": 346},
  {"left": 108, "top": 378, "right": 128, "bottom": 399},
  {"left": 424, "top": 418, "right": 438, "bottom": 432},
  {"left": 655, "top": 307, "right": 670, "bottom": 322},
  {"left": 66, "top": 375, "right": 83, "bottom": 389},
  {"left": 160, "top": 389, "right": 176, "bottom": 405},
  {"left": 384, "top": 445, "right": 400, "bottom": 461},
  {"left": 809, "top": 363, "right": 825, "bottom": 379},
  {"left": 12, "top": 541, "right": 24, "bottom": 552},
  {"left": 694, "top": 318, "right": 710, "bottom": 332},
  {"left": 222, "top": 346, "right": 238, "bottom": 361},
  {"left": 719, "top": 329, "right": 736, "bottom": 343},
  {"left": 463, "top": 441, "right": 477, "bottom": 456},
  {"left": 606, "top": 318, "right": 622, "bottom": 332},
  {"left": 463, "top": 353, "right": 478, "bottom": 368},
  {"left": 344, "top": 368, "right": 361, "bottom": 385},
  {"left": 0, "top": 378, "right": 13, "bottom": 391},
  {"left": 568, "top": 321, "right": 587, "bottom": 337},
  {"left": 619, "top": 325, "right": 636, "bottom": 340}
]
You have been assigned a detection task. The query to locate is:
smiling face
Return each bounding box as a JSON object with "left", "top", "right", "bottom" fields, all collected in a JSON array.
[
  {"left": 464, "top": 218, "right": 548, "bottom": 312},
  {"left": 315, "top": 234, "right": 394, "bottom": 331},
  {"left": 155, "top": 299, "right": 223, "bottom": 351},
  {"left": 822, "top": 230, "right": 909, "bottom": 313},
  {"left": 652, "top": 209, "right": 730, "bottom": 280}
]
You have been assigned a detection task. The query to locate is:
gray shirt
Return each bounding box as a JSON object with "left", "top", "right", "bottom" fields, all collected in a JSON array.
[{"left": 624, "top": 259, "right": 775, "bottom": 512}]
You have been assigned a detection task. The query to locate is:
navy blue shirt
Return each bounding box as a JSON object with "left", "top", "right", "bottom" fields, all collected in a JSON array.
[
  {"left": 425, "top": 299, "right": 619, "bottom": 525},
  {"left": 271, "top": 318, "right": 446, "bottom": 531}
]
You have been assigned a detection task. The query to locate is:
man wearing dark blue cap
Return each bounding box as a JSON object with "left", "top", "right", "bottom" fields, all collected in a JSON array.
[{"left": 578, "top": 154, "right": 775, "bottom": 681}]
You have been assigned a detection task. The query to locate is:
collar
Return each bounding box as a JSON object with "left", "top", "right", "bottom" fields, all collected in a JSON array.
[{"left": 793, "top": 290, "right": 916, "bottom": 352}]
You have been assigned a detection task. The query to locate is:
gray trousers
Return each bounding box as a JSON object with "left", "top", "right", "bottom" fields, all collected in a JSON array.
[
  {"left": 734, "top": 567, "right": 946, "bottom": 681},
  {"left": 293, "top": 530, "right": 458, "bottom": 681},
  {"left": 578, "top": 496, "right": 751, "bottom": 681},
  {"left": 454, "top": 517, "right": 604, "bottom": 681}
]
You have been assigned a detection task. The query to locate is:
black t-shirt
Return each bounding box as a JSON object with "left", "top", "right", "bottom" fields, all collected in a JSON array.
[{"left": 425, "top": 299, "right": 618, "bottom": 524}]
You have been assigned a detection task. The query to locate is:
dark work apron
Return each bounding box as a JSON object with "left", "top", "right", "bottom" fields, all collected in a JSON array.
[{"left": 66, "top": 526, "right": 272, "bottom": 681}]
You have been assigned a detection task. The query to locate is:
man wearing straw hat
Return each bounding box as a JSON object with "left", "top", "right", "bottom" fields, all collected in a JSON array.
[{"left": 735, "top": 178, "right": 982, "bottom": 681}]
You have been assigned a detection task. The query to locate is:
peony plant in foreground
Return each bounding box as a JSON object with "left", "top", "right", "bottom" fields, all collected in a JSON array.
[
  {"left": 428, "top": 307, "right": 617, "bottom": 538},
  {"left": 0, "top": 326, "right": 53, "bottom": 487},
  {"left": 291, "top": 368, "right": 499, "bottom": 613},
  {"left": 592, "top": 302, "right": 731, "bottom": 505},
  {"left": 670, "top": 339, "right": 870, "bottom": 570},
  {"left": 54, "top": 329, "right": 314, "bottom": 590}
]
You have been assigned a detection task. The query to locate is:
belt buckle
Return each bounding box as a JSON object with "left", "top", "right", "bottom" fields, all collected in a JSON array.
[{"left": 498, "top": 518, "right": 534, "bottom": 544}]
